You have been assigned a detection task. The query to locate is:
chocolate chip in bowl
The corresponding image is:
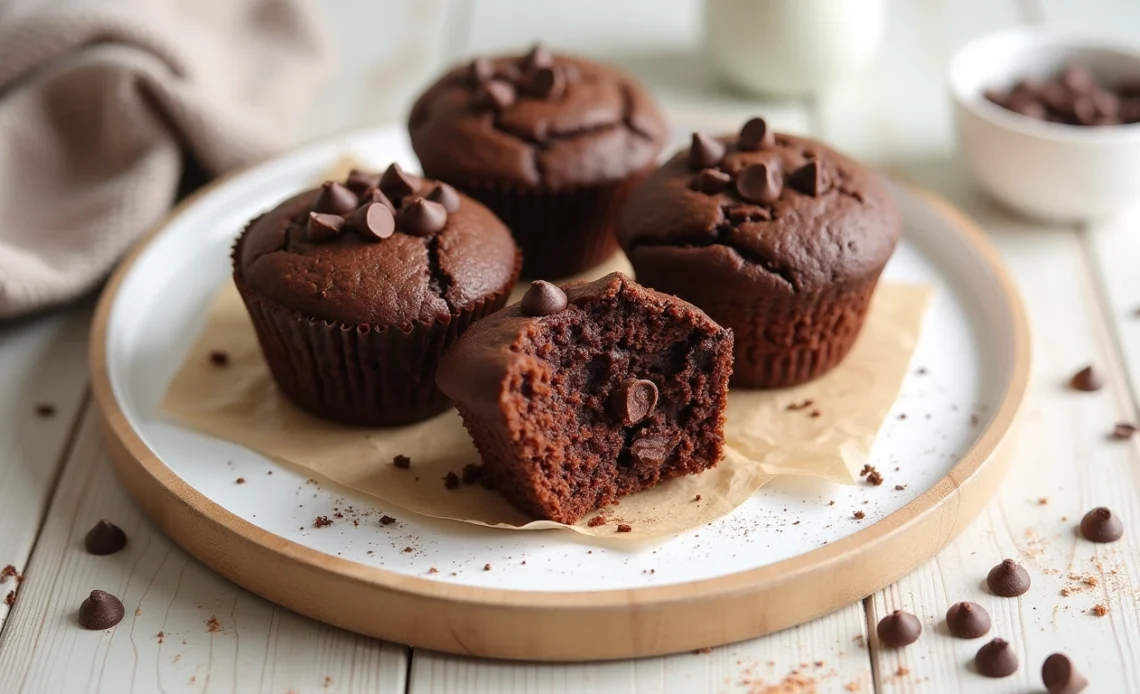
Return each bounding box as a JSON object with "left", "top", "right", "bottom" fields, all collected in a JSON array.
[{"left": 949, "top": 28, "right": 1140, "bottom": 221}]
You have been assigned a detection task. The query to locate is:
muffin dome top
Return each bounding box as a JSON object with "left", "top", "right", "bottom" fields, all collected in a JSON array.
[
  {"left": 408, "top": 44, "right": 667, "bottom": 190},
  {"left": 617, "top": 118, "right": 900, "bottom": 295},
  {"left": 235, "top": 165, "right": 520, "bottom": 329}
]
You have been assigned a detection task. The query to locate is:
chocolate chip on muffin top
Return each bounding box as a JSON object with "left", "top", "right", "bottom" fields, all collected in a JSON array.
[
  {"left": 408, "top": 44, "right": 667, "bottom": 190},
  {"left": 617, "top": 117, "right": 900, "bottom": 295},
  {"left": 235, "top": 164, "right": 519, "bottom": 329}
]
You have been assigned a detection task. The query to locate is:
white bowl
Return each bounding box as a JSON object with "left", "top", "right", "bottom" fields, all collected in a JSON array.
[{"left": 948, "top": 28, "right": 1140, "bottom": 222}]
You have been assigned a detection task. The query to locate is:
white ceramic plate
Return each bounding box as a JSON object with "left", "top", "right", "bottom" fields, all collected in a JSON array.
[{"left": 93, "top": 125, "right": 1028, "bottom": 659}]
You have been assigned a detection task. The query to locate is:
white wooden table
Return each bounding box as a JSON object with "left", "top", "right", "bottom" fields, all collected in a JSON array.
[{"left": 2, "top": 1, "right": 1139, "bottom": 691}]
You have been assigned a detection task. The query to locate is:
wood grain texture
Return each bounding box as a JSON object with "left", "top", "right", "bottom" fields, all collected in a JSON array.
[
  {"left": 410, "top": 603, "right": 872, "bottom": 694},
  {"left": 0, "top": 407, "right": 409, "bottom": 694},
  {"left": 0, "top": 304, "right": 91, "bottom": 631}
]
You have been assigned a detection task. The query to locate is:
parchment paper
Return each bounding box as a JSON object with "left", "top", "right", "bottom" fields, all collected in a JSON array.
[{"left": 162, "top": 254, "right": 930, "bottom": 539}]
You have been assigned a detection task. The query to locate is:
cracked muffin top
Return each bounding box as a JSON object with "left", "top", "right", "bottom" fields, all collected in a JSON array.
[
  {"left": 617, "top": 118, "right": 901, "bottom": 295},
  {"left": 407, "top": 45, "right": 668, "bottom": 191},
  {"left": 234, "top": 165, "right": 520, "bottom": 329}
]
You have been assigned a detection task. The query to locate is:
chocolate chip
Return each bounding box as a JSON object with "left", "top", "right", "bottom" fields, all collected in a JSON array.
[
  {"left": 522, "top": 43, "right": 553, "bottom": 70},
  {"left": 736, "top": 163, "right": 782, "bottom": 204},
  {"left": 379, "top": 163, "right": 421, "bottom": 201},
  {"left": 525, "top": 66, "right": 565, "bottom": 99},
  {"left": 1080, "top": 506, "right": 1123, "bottom": 543},
  {"left": 313, "top": 181, "right": 358, "bottom": 216},
  {"left": 945, "top": 601, "right": 991, "bottom": 639},
  {"left": 630, "top": 437, "right": 669, "bottom": 466},
  {"left": 397, "top": 197, "right": 448, "bottom": 237},
  {"left": 1069, "top": 365, "right": 1104, "bottom": 391},
  {"left": 1061, "top": 65, "right": 1096, "bottom": 93},
  {"left": 691, "top": 168, "right": 732, "bottom": 194},
  {"left": 1042, "top": 653, "right": 1088, "bottom": 694},
  {"left": 357, "top": 186, "right": 397, "bottom": 214},
  {"left": 611, "top": 379, "right": 659, "bottom": 426},
  {"left": 307, "top": 212, "right": 346, "bottom": 243},
  {"left": 738, "top": 117, "right": 775, "bottom": 150},
  {"left": 352, "top": 202, "right": 396, "bottom": 241},
  {"left": 688, "top": 132, "right": 726, "bottom": 170},
  {"left": 78, "top": 590, "right": 125, "bottom": 630},
  {"left": 876, "top": 610, "right": 921, "bottom": 648},
  {"left": 1112, "top": 422, "right": 1137, "bottom": 439},
  {"left": 425, "top": 182, "right": 461, "bottom": 212},
  {"left": 473, "top": 79, "right": 517, "bottom": 111},
  {"left": 788, "top": 160, "right": 823, "bottom": 197},
  {"left": 520, "top": 280, "right": 567, "bottom": 317},
  {"left": 84, "top": 520, "right": 127, "bottom": 556},
  {"left": 975, "top": 638, "right": 1018, "bottom": 678},
  {"left": 987, "top": 558, "right": 1031, "bottom": 597},
  {"left": 468, "top": 57, "right": 493, "bottom": 86},
  {"left": 345, "top": 169, "right": 381, "bottom": 193}
]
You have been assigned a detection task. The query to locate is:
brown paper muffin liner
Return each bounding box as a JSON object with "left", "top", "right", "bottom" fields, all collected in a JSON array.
[
  {"left": 232, "top": 252, "right": 521, "bottom": 428},
  {"left": 712, "top": 275, "right": 882, "bottom": 389},
  {"left": 431, "top": 169, "right": 652, "bottom": 281}
]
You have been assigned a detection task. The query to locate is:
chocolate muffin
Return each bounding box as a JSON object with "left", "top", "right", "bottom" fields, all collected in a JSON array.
[
  {"left": 408, "top": 44, "right": 668, "bottom": 279},
  {"left": 234, "top": 165, "right": 521, "bottom": 427},
  {"left": 436, "top": 272, "right": 733, "bottom": 524},
  {"left": 617, "top": 117, "right": 900, "bottom": 388}
]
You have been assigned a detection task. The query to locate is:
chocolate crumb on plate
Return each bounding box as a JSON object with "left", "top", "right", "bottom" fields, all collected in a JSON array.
[
  {"left": 786, "top": 399, "right": 814, "bottom": 411},
  {"left": 35, "top": 403, "right": 56, "bottom": 418},
  {"left": 207, "top": 615, "right": 222, "bottom": 632},
  {"left": 693, "top": 647, "right": 712, "bottom": 654},
  {"left": 443, "top": 472, "right": 460, "bottom": 489},
  {"left": 483, "top": 563, "right": 491, "bottom": 571},
  {"left": 987, "top": 559, "right": 1031, "bottom": 597},
  {"left": 78, "top": 590, "right": 125, "bottom": 630},
  {"left": 379, "top": 515, "right": 396, "bottom": 525},
  {"left": 208, "top": 350, "right": 230, "bottom": 367},
  {"left": 946, "top": 601, "right": 991, "bottom": 639},
  {"left": 0, "top": 565, "right": 15, "bottom": 583},
  {"left": 1042, "top": 653, "right": 1088, "bottom": 694},
  {"left": 428, "top": 568, "right": 439, "bottom": 574},
  {"left": 876, "top": 610, "right": 921, "bottom": 647},
  {"left": 392, "top": 455, "right": 412, "bottom": 469},
  {"left": 975, "top": 638, "right": 1018, "bottom": 678},
  {"left": 3, "top": 591, "right": 14, "bottom": 606},
  {"left": 1069, "top": 365, "right": 1104, "bottom": 391},
  {"left": 1111, "top": 422, "right": 1138, "bottom": 439},
  {"left": 894, "top": 484, "right": 907, "bottom": 491},
  {"left": 693, "top": 494, "right": 702, "bottom": 502},
  {"left": 616, "top": 524, "right": 632, "bottom": 533},
  {"left": 586, "top": 515, "right": 606, "bottom": 528},
  {"left": 313, "top": 516, "right": 333, "bottom": 528},
  {"left": 461, "top": 464, "right": 483, "bottom": 485},
  {"left": 235, "top": 477, "right": 245, "bottom": 484},
  {"left": 1080, "top": 506, "right": 1124, "bottom": 542},
  {"left": 84, "top": 520, "right": 128, "bottom": 556},
  {"left": 853, "top": 511, "right": 865, "bottom": 520},
  {"left": 1091, "top": 604, "right": 1109, "bottom": 617}
]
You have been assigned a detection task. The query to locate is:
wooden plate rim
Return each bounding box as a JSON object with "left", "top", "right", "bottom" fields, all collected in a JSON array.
[{"left": 88, "top": 134, "right": 1030, "bottom": 657}]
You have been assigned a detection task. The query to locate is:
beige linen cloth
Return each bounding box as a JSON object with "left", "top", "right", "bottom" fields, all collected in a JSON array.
[{"left": 0, "top": 0, "right": 330, "bottom": 318}]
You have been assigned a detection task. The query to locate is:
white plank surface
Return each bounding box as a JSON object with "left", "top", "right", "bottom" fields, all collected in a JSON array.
[
  {"left": 0, "top": 407, "right": 409, "bottom": 694},
  {"left": 0, "top": 304, "right": 91, "bottom": 631},
  {"left": 3, "top": 0, "right": 1140, "bottom": 692}
]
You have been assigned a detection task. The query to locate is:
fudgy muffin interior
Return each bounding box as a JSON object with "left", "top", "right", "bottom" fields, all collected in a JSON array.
[{"left": 457, "top": 283, "right": 732, "bottom": 524}]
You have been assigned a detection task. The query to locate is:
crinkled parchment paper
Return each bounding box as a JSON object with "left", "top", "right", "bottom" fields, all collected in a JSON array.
[{"left": 162, "top": 247, "right": 929, "bottom": 539}]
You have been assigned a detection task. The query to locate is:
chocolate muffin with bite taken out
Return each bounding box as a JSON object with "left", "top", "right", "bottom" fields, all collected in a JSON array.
[{"left": 436, "top": 272, "right": 733, "bottom": 524}]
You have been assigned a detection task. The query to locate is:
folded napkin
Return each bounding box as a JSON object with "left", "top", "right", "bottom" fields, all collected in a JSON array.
[{"left": 0, "top": 0, "right": 330, "bottom": 318}]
